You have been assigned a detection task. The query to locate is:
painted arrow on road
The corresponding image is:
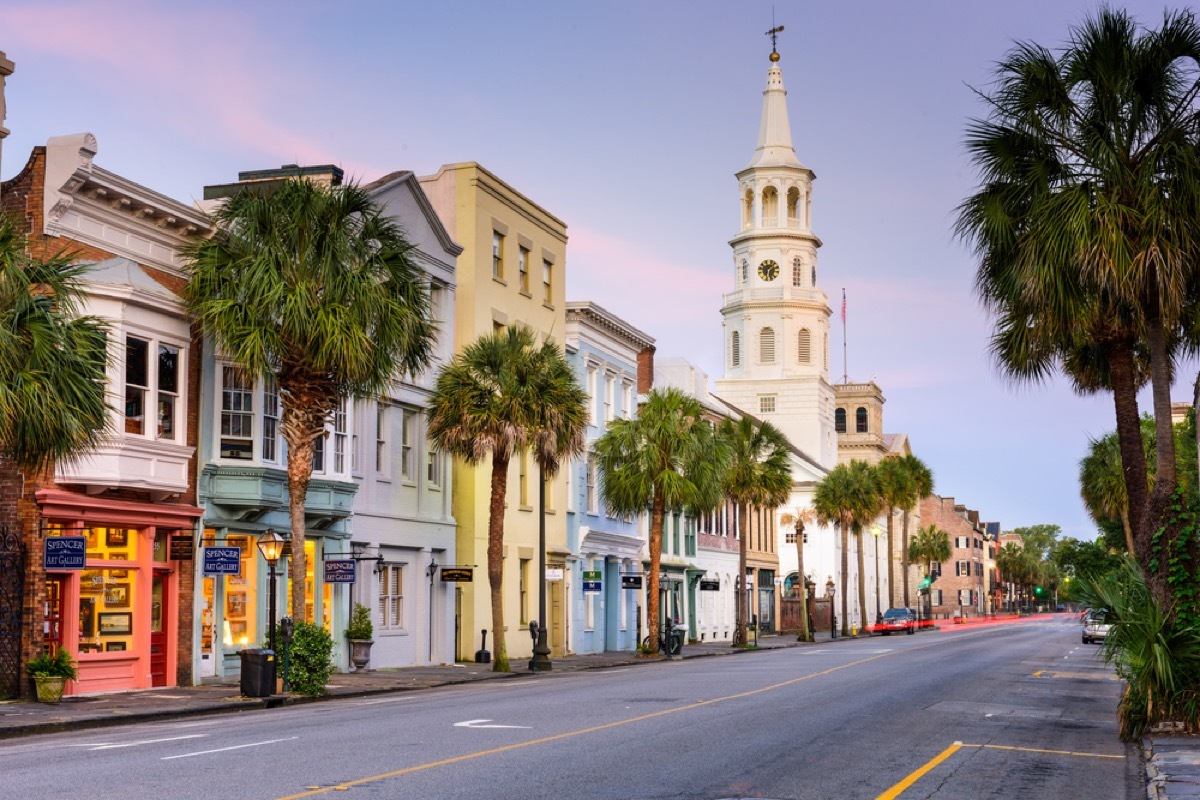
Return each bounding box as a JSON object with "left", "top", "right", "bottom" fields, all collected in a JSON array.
[{"left": 454, "top": 719, "right": 531, "bottom": 729}]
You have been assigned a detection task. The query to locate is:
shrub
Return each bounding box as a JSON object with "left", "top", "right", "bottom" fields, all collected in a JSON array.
[
  {"left": 345, "top": 602, "right": 374, "bottom": 640},
  {"left": 26, "top": 648, "right": 77, "bottom": 680},
  {"left": 281, "top": 621, "right": 334, "bottom": 696}
]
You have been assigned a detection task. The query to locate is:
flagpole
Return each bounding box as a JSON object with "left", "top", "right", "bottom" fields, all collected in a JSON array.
[{"left": 841, "top": 288, "right": 848, "bottom": 384}]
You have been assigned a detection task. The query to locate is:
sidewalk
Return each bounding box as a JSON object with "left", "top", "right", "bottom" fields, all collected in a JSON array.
[{"left": 0, "top": 633, "right": 832, "bottom": 740}]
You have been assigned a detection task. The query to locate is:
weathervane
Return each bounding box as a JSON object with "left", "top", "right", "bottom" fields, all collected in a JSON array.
[{"left": 766, "top": 17, "right": 784, "bottom": 62}]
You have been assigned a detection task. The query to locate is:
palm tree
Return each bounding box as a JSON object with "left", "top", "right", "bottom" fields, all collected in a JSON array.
[
  {"left": 874, "top": 456, "right": 914, "bottom": 609},
  {"left": 1079, "top": 431, "right": 1140, "bottom": 555},
  {"left": 995, "top": 542, "right": 1026, "bottom": 612},
  {"left": 897, "top": 455, "right": 933, "bottom": 608},
  {"left": 956, "top": 9, "right": 1200, "bottom": 604},
  {"left": 0, "top": 214, "right": 110, "bottom": 474},
  {"left": 427, "top": 325, "right": 587, "bottom": 672},
  {"left": 719, "top": 417, "right": 792, "bottom": 646},
  {"left": 183, "top": 178, "right": 436, "bottom": 622},
  {"left": 908, "top": 524, "right": 951, "bottom": 618},
  {"left": 594, "top": 388, "right": 728, "bottom": 653},
  {"left": 779, "top": 507, "right": 816, "bottom": 641},
  {"left": 813, "top": 460, "right": 882, "bottom": 635}
]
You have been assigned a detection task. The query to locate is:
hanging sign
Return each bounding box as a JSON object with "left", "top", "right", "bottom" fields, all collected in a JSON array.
[
  {"left": 440, "top": 568, "right": 473, "bottom": 582},
  {"left": 324, "top": 560, "right": 356, "bottom": 583},
  {"left": 545, "top": 567, "right": 564, "bottom": 582},
  {"left": 202, "top": 546, "right": 242, "bottom": 576},
  {"left": 170, "top": 535, "right": 194, "bottom": 561},
  {"left": 44, "top": 536, "right": 87, "bottom": 570},
  {"left": 699, "top": 579, "right": 721, "bottom": 591},
  {"left": 583, "top": 570, "right": 602, "bottom": 593},
  {"left": 621, "top": 575, "right": 643, "bottom": 589}
]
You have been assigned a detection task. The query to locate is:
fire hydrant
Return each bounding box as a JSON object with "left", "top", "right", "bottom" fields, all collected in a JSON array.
[{"left": 851, "top": 623, "right": 858, "bottom": 637}]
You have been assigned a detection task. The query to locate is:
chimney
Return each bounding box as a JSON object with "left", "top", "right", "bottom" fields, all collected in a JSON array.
[
  {"left": 202, "top": 163, "right": 344, "bottom": 201},
  {"left": 637, "top": 345, "right": 656, "bottom": 395}
]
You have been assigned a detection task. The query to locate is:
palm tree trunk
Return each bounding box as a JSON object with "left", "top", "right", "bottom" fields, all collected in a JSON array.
[
  {"left": 1120, "top": 508, "right": 1134, "bottom": 557},
  {"left": 647, "top": 491, "right": 665, "bottom": 653},
  {"left": 488, "top": 452, "right": 511, "bottom": 672},
  {"left": 735, "top": 502, "right": 749, "bottom": 646},
  {"left": 281, "top": 404, "right": 326, "bottom": 622},
  {"left": 901, "top": 508, "right": 911, "bottom": 608},
  {"left": 855, "top": 525, "right": 868, "bottom": 633},
  {"left": 795, "top": 523, "right": 810, "bottom": 642},
  {"left": 1105, "top": 339, "right": 1150, "bottom": 565},
  {"left": 839, "top": 518, "right": 849, "bottom": 637},
  {"left": 1141, "top": 305, "right": 1180, "bottom": 607}
]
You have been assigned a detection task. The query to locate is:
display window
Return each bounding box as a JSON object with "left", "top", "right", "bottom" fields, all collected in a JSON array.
[
  {"left": 200, "top": 530, "right": 258, "bottom": 650},
  {"left": 285, "top": 539, "right": 332, "bottom": 628}
]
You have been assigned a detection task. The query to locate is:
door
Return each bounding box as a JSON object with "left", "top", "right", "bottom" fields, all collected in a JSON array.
[
  {"left": 150, "top": 569, "right": 169, "bottom": 687},
  {"left": 43, "top": 577, "right": 64, "bottom": 651},
  {"left": 550, "top": 580, "right": 565, "bottom": 657}
]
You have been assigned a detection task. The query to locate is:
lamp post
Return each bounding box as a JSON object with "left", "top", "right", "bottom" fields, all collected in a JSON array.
[
  {"left": 529, "top": 465, "right": 552, "bottom": 672},
  {"left": 871, "top": 524, "right": 882, "bottom": 623},
  {"left": 825, "top": 576, "right": 836, "bottom": 639},
  {"left": 257, "top": 528, "right": 285, "bottom": 653}
]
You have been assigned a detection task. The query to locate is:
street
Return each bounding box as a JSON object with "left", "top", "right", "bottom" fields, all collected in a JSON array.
[{"left": 0, "top": 616, "right": 1136, "bottom": 799}]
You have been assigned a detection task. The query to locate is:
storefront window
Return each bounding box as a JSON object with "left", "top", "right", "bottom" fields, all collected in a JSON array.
[
  {"left": 285, "top": 539, "right": 332, "bottom": 628},
  {"left": 79, "top": 567, "right": 135, "bottom": 653},
  {"left": 200, "top": 531, "right": 258, "bottom": 651}
]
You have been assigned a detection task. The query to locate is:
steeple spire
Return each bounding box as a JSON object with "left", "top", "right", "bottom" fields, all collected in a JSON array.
[{"left": 746, "top": 39, "right": 803, "bottom": 170}]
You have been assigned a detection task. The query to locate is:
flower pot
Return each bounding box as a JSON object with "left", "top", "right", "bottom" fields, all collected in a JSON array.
[
  {"left": 348, "top": 639, "right": 373, "bottom": 672},
  {"left": 34, "top": 675, "right": 67, "bottom": 703}
]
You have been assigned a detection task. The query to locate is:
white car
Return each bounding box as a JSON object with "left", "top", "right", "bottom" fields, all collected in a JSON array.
[{"left": 1082, "top": 609, "right": 1112, "bottom": 644}]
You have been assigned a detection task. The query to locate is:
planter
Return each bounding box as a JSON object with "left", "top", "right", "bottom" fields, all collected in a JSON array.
[
  {"left": 348, "top": 639, "right": 373, "bottom": 672},
  {"left": 33, "top": 675, "right": 67, "bottom": 704}
]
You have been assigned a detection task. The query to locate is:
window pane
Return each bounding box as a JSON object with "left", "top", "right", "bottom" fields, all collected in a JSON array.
[{"left": 158, "top": 345, "right": 178, "bottom": 393}]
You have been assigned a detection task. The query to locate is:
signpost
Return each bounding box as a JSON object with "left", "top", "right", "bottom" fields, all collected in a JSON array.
[
  {"left": 582, "top": 570, "right": 602, "bottom": 593},
  {"left": 170, "top": 535, "right": 193, "bottom": 561},
  {"left": 324, "top": 560, "right": 356, "bottom": 583},
  {"left": 202, "top": 546, "right": 241, "bottom": 576},
  {"left": 699, "top": 579, "right": 720, "bottom": 592},
  {"left": 621, "top": 574, "right": 643, "bottom": 589},
  {"left": 43, "top": 537, "right": 86, "bottom": 570},
  {"left": 440, "top": 567, "right": 473, "bottom": 582}
]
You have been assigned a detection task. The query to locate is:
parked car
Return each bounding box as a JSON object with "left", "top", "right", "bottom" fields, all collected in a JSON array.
[
  {"left": 1082, "top": 608, "right": 1112, "bottom": 644},
  {"left": 876, "top": 607, "right": 917, "bottom": 635}
]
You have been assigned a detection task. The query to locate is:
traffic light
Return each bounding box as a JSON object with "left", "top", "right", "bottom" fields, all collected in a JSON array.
[
  {"left": 920, "top": 576, "right": 931, "bottom": 589},
  {"left": 1035, "top": 586, "right": 1044, "bottom": 596}
]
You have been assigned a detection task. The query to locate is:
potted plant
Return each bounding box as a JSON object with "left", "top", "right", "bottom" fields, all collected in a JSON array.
[
  {"left": 26, "top": 648, "right": 77, "bottom": 703},
  {"left": 345, "top": 602, "right": 374, "bottom": 672}
]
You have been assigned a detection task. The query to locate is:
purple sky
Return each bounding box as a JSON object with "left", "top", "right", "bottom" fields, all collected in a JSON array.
[{"left": 3, "top": 1, "right": 1196, "bottom": 541}]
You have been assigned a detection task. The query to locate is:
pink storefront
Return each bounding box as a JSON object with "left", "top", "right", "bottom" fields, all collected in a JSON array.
[{"left": 39, "top": 491, "right": 202, "bottom": 695}]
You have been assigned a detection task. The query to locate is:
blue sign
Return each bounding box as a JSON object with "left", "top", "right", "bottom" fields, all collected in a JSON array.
[
  {"left": 583, "top": 581, "right": 602, "bottom": 593},
  {"left": 324, "top": 560, "right": 356, "bottom": 583},
  {"left": 44, "top": 536, "right": 86, "bottom": 570},
  {"left": 202, "top": 546, "right": 242, "bottom": 576}
]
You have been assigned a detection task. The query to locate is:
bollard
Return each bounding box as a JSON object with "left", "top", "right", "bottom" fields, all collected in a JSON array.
[{"left": 474, "top": 629, "right": 490, "bottom": 664}]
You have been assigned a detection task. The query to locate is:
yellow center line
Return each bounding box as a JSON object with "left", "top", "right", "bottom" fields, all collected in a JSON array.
[
  {"left": 277, "top": 649, "right": 898, "bottom": 799},
  {"left": 876, "top": 741, "right": 1125, "bottom": 799}
]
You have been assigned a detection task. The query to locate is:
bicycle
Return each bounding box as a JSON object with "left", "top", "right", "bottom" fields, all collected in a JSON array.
[{"left": 641, "top": 626, "right": 684, "bottom": 655}]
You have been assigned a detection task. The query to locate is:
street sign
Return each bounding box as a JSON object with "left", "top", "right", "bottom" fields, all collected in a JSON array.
[
  {"left": 621, "top": 575, "right": 642, "bottom": 589},
  {"left": 699, "top": 579, "right": 720, "bottom": 591},
  {"left": 202, "top": 546, "right": 241, "bottom": 576},
  {"left": 583, "top": 581, "right": 602, "bottom": 593},
  {"left": 440, "top": 568, "right": 473, "bottom": 582},
  {"left": 324, "top": 560, "right": 356, "bottom": 583},
  {"left": 545, "top": 568, "right": 564, "bottom": 581},
  {"left": 43, "top": 537, "right": 86, "bottom": 570}
]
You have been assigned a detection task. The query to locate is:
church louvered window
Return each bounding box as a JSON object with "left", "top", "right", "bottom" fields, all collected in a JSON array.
[
  {"left": 835, "top": 408, "right": 846, "bottom": 433},
  {"left": 856, "top": 407, "right": 868, "bottom": 433},
  {"left": 760, "top": 328, "right": 776, "bottom": 364},
  {"left": 797, "top": 328, "right": 811, "bottom": 363},
  {"left": 731, "top": 331, "right": 741, "bottom": 366},
  {"left": 793, "top": 257, "right": 803, "bottom": 287}
]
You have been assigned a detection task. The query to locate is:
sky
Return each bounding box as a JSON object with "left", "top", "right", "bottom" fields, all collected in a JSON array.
[{"left": 1, "top": 0, "right": 1196, "bottom": 542}]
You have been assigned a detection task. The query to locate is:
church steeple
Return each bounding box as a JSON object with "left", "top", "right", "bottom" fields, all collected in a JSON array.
[{"left": 746, "top": 49, "right": 803, "bottom": 171}]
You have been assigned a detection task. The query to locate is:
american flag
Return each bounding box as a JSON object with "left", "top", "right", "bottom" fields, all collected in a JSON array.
[{"left": 841, "top": 289, "right": 846, "bottom": 324}]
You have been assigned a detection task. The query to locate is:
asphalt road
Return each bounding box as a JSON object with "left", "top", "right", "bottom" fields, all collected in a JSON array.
[{"left": 0, "top": 616, "right": 1137, "bottom": 800}]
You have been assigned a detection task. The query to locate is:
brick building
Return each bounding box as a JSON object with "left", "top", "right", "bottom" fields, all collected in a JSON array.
[
  {"left": 917, "top": 495, "right": 993, "bottom": 619},
  {"left": 1, "top": 133, "right": 209, "bottom": 696}
]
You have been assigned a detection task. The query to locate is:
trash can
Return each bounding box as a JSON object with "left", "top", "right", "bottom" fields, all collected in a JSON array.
[{"left": 239, "top": 649, "right": 276, "bottom": 698}]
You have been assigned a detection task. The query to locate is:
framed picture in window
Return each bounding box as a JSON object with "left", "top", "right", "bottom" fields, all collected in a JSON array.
[
  {"left": 80, "top": 570, "right": 104, "bottom": 593},
  {"left": 79, "top": 597, "right": 96, "bottom": 638},
  {"left": 226, "top": 591, "right": 246, "bottom": 617},
  {"left": 99, "top": 612, "right": 132, "bottom": 636},
  {"left": 106, "top": 529, "right": 129, "bottom": 548},
  {"left": 109, "top": 552, "right": 129, "bottom": 562},
  {"left": 104, "top": 583, "right": 130, "bottom": 609},
  {"left": 105, "top": 641, "right": 127, "bottom": 652}
]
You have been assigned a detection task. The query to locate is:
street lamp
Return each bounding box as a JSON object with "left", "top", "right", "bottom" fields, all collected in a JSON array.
[
  {"left": 825, "top": 576, "right": 836, "bottom": 639},
  {"left": 529, "top": 465, "right": 552, "bottom": 672},
  {"left": 871, "top": 524, "right": 882, "bottom": 624},
  {"left": 257, "top": 528, "right": 285, "bottom": 653}
]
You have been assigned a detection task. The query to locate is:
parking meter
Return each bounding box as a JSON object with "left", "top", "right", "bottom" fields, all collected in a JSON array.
[{"left": 664, "top": 616, "right": 675, "bottom": 660}]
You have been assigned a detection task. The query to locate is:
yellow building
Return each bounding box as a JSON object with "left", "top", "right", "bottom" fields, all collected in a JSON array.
[{"left": 419, "top": 163, "right": 570, "bottom": 663}]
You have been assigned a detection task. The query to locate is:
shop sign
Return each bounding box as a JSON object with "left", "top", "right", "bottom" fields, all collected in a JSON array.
[
  {"left": 324, "top": 560, "right": 356, "bottom": 583},
  {"left": 583, "top": 570, "right": 602, "bottom": 593},
  {"left": 545, "top": 567, "right": 564, "bottom": 582},
  {"left": 170, "top": 535, "right": 194, "bottom": 561},
  {"left": 699, "top": 579, "right": 721, "bottom": 591},
  {"left": 202, "top": 546, "right": 242, "bottom": 576},
  {"left": 44, "top": 536, "right": 86, "bottom": 570},
  {"left": 440, "top": 568, "right": 473, "bottom": 582},
  {"left": 621, "top": 575, "right": 643, "bottom": 589}
]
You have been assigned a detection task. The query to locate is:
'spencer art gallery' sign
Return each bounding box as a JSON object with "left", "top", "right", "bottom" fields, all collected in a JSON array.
[{"left": 44, "top": 536, "right": 86, "bottom": 570}]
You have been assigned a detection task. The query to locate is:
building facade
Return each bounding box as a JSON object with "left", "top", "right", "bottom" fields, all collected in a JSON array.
[
  {"left": 918, "top": 495, "right": 990, "bottom": 619},
  {"left": 2, "top": 133, "right": 210, "bottom": 695},
  {"left": 564, "top": 301, "right": 652, "bottom": 654},
  {"left": 418, "top": 163, "right": 570, "bottom": 662}
]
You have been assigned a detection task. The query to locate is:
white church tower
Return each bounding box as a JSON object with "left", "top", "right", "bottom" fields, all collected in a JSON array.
[{"left": 714, "top": 43, "right": 837, "bottom": 470}]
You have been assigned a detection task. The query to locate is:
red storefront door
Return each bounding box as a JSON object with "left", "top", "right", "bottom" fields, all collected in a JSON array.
[
  {"left": 43, "top": 578, "right": 64, "bottom": 652},
  {"left": 150, "top": 569, "right": 169, "bottom": 687}
]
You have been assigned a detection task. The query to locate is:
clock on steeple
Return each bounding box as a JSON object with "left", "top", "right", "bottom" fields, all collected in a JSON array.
[{"left": 757, "top": 259, "right": 779, "bottom": 281}]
